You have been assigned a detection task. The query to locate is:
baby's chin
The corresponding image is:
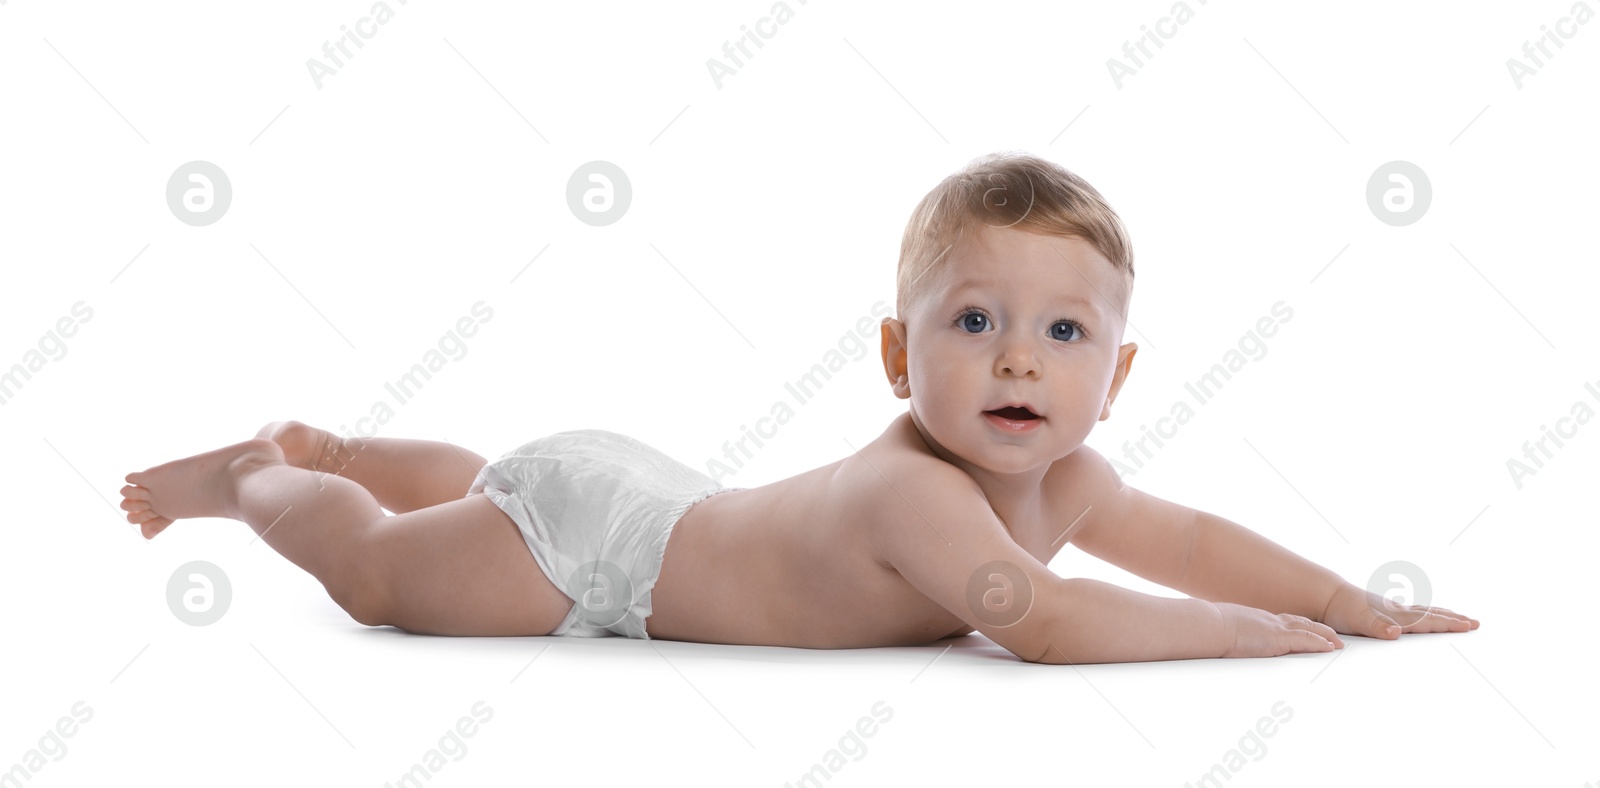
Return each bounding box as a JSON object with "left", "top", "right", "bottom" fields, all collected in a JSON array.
[
  {"left": 955, "top": 430, "right": 1086, "bottom": 474},
  {"left": 959, "top": 452, "right": 1070, "bottom": 481}
]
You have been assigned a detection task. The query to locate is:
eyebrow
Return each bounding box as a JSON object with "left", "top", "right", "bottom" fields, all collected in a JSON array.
[{"left": 947, "top": 278, "right": 1101, "bottom": 311}]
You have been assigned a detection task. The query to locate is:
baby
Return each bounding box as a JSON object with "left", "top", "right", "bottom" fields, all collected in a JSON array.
[{"left": 120, "top": 152, "right": 1478, "bottom": 663}]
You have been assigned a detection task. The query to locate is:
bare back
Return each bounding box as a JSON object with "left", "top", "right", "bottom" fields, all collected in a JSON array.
[{"left": 646, "top": 412, "right": 1090, "bottom": 648}]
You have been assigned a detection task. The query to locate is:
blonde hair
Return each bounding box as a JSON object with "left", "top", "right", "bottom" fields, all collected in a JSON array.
[{"left": 895, "top": 151, "right": 1134, "bottom": 318}]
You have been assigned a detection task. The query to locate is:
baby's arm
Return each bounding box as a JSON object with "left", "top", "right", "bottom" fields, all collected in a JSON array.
[
  {"left": 869, "top": 457, "right": 1334, "bottom": 663},
  {"left": 1075, "top": 477, "right": 1344, "bottom": 620},
  {"left": 1063, "top": 447, "right": 1478, "bottom": 638}
]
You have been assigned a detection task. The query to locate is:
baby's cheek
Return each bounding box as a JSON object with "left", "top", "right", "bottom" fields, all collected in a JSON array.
[
  {"left": 1054, "top": 401, "right": 1102, "bottom": 444},
  {"left": 1057, "top": 406, "right": 1092, "bottom": 431},
  {"left": 913, "top": 361, "right": 958, "bottom": 398}
]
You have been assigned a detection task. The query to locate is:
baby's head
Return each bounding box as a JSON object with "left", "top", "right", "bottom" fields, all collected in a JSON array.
[{"left": 881, "top": 152, "right": 1138, "bottom": 476}]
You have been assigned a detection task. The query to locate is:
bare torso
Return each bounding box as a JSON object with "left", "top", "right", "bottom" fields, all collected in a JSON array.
[{"left": 646, "top": 412, "right": 1086, "bottom": 648}]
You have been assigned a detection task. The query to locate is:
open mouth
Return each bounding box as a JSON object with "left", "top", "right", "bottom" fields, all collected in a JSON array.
[{"left": 985, "top": 406, "right": 1040, "bottom": 421}]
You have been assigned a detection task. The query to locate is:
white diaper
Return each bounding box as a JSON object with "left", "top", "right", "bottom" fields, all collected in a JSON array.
[{"left": 466, "top": 429, "right": 742, "bottom": 639}]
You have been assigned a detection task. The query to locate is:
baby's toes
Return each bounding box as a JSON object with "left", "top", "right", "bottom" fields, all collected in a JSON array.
[{"left": 140, "top": 517, "right": 173, "bottom": 540}]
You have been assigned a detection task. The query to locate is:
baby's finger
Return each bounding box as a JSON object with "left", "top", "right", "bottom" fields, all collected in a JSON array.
[
  {"left": 1401, "top": 608, "right": 1475, "bottom": 633},
  {"left": 1307, "top": 620, "right": 1345, "bottom": 648},
  {"left": 1366, "top": 610, "right": 1401, "bottom": 639},
  {"left": 1288, "top": 628, "right": 1336, "bottom": 653},
  {"left": 1398, "top": 606, "right": 1452, "bottom": 625},
  {"left": 1416, "top": 606, "right": 1479, "bottom": 628}
]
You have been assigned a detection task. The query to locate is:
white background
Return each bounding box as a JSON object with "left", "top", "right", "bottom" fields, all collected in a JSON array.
[{"left": 2, "top": 0, "right": 1596, "bottom": 785}]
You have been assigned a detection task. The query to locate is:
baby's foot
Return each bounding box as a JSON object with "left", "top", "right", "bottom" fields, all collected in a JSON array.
[
  {"left": 255, "top": 420, "right": 338, "bottom": 472},
  {"left": 122, "top": 438, "right": 283, "bottom": 540}
]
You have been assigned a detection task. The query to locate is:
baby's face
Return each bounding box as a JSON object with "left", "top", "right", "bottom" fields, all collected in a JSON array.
[{"left": 883, "top": 225, "right": 1136, "bottom": 476}]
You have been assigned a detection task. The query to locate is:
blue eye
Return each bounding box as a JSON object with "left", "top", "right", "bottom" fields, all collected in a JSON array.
[
  {"left": 1051, "top": 321, "right": 1084, "bottom": 342},
  {"left": 952, "top": 306, "right": 1087, "bottom": 342}
]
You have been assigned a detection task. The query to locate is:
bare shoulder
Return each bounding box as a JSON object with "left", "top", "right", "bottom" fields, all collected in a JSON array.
[
  {"left": 835, "top": 417, "right": 1063, "bottom": 661},
  {"left": 834, "top": 414, "right": 984, "bottom": 543},
  {"left": 1043, "top": 443, "right": 1185, "bottom": 555},
  {"left": 1037, "top": 443, "right": 1138, "bottom": 546},
  {"left": 1044, "top": 442, "right": 1127, "bottom": 503},
  {"left": 847, "top": 442, "right": 983, "bottom": 534}
]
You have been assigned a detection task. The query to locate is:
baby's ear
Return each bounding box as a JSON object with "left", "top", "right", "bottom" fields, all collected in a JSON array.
[
  {"left": 1099, "top": 342, "right": 1138, "bottom": 421},
  {"left": 881, "top": 317, "right": 911, "bottom": 399}
]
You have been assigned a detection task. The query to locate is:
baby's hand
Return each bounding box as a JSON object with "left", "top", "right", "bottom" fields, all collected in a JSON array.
[
  {"left": 1320, "top": 582, "right": 1480, "bottom": 639},
  {"left": 1215, "top": 602, "right": 1343, "bottom": 657}
]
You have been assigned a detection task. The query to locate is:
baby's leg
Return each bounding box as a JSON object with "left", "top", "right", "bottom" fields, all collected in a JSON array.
[
  {"left": 122, "top": 438, "right": 572, "bottom": 636},
  {"left": 256, "top": 421, "right": 488, "bottom": 514}
]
